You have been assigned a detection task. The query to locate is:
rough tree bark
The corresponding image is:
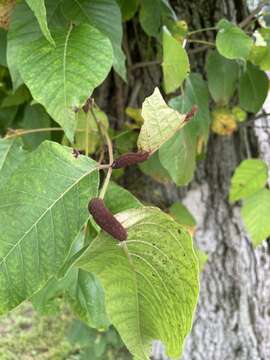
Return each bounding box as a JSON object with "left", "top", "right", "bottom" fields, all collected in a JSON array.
[{"left": 97, "top": 1, "right": 270, "bottom": 359}]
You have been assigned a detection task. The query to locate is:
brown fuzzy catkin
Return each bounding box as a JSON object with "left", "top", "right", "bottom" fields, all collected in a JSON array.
[
  {"left": 88, "top": 198, "right": 127, "bottom": 241},
  {"left": 112, "top": 151, "right": 150, "bottom": 169}
]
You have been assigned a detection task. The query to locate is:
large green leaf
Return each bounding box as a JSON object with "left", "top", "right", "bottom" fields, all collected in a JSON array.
[
  {"left": 25, "top": 0, "right": 55, "bottom": 46},
  {"left": 241, "top": 189, "right": 270, "bottom": 246},
  {"left": 229, "top": 159, "right": 268, "bottom": 202},
  {"left": 206, "top": 50, "right": 239, "bottom": 105},
  {"left": 216, "top": 19, "right": 253, "bottom": 60},
  {"left": 0, "top": 138, "right": 27, "bottom": 189},
  {"left": 7, "top": 1, "right": 66, "bottom": 90},
  {"left": 62, "top": 0, "right": 126, "bottom": 80},
  {"left": 162, "top": 27, "right": 189, "bottom": 93},
  {"left": 0, "top": 141, "right": 99, "bottom": 314},
  {"left": 239, "top": 62, "right": 269, "bottom": 113},
  {"left": 77, "top": 207, "right": 199, "bottom": 359},
  {"left": 17, "top": 23, "right": 113, "bottom": 141},
  {"left": 159, "top": 126, "right": 196, "bottom": 186},
  {"left": 137, "top": 88, "right": 187, "bottom": 153}
]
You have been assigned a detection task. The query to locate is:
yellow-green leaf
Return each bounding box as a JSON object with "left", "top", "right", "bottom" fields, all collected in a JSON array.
[{"left": 77, "top": 207, "right": 199, "bottom": 359}]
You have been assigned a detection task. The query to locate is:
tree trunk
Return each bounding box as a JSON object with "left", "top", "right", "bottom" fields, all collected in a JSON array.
[{"left": 97, "top": 1, "right": 270, "bottom": 359}]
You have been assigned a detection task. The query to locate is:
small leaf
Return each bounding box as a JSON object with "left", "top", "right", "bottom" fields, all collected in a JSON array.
[
  {"left": 104, "top": 182, "right": 142, "bottom": 214},
  {"left": 139, "top": 151, "right": 172, "bottom": 184},
  {"left": 241, "top": 189, "right": 270, "bottom": 246},
  {"left": 206, "top": 50, "right": 239, "bottom": 105},
  {"left": 68, "top": 270, "right": 110, "bottom": 330},
  {"left": 172, "top": 73, "right": 210, "bottom": 142},
  {"left": 0, "top": 141, "right": 99, "bottom": 314},
  {"left": 117, "top": 0, "right": 138, "bottom": 21},
  {"left": 230, "top": 159, "right": 268, "bottom": 202},
  {"left": 139, "top": 0, "right": 176, "bottom": 37},
  {"left": 137, "top": 88, "right": 187, "bottom": 153},
  {"left": 77, "top": 207, "right": 199, "bottom": 359},
  {"left": 216, "top": 19, "right": 253, "bottom": 60},
  {"left": 1, "top": 85, "right": 30, "bottom": 108},
  {"left": 62, "top": 0, "right": 126, "bottom": 80},
  {"left": 159, "top": 126, "right": 196, "bottom": 185},
  {"left": 194, "top": 247, "right": 208, "bottom": 272},
  {"left": 25, "top": 0, "right": 55, "bottom": 46},
  {"left": 0, "top": 137, "right": 27, "bottom": 188},
  {"left": 17, "top": 23, "right": 113, "bottom": 141},
  {"left": 169, "top": 202, "right": 196, "bottom": 228},
  {"left": 64, "top": 107, "right": 108, "bottom": 154},
  {"left": 248, "top": 45, "right": 270, "bottom": 71},
  {"left": 162, "top": 27, "right": 189, "bottom": 93},
  {"left": 239, "top": 62, "right": 269, "bottom": 113}
]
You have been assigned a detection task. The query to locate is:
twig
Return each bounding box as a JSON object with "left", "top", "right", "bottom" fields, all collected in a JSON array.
[
  {"left": 189, "top": 45, "right": 210, "bottom": 54},
  {"left": 90, "top": 106, "right": 114, "bottom": 200},
  {"left": 240, "top": 112, "right": 270, "bottom": 127},
  {"left": 187, "top": 39, "right": 215, "bottom": 47},
  {"left": 85, "top": 113, "right": 89, "bottom": 156},
  {"left": 188, "top": 26, "right": 218, "bottom": 36},
  {"left": 4, "top": 127, "right": 94, "bottom": 140},
  {"left": 131, "top": 60, "right": 161, "bottom": 70},
  {"left": 239, "top": 0, "right": 268, "bottom": 28}
]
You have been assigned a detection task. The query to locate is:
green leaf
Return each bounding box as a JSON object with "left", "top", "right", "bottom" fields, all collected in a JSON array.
[
  {"left": 216, "top": 19, "right": 253, "bottom": 60},
  {"left": 62, "top": 0, "right": 126, "bottom": 81},
  {"left": 248, "top": 45, "right": 270, "bottom": 71},
  {"left": 162, "top": 27, "right": 189, "bottom": 93},
  {"left": 0, "top": 28, "right": 7, "bottom": 67},
  {"left": 77, "top": 207, "right": 199, "bottom": 359},
  {"left": 20, "top": 104, "right": 51, "bottom": 150},
  {"left": 169, "top": 202, "right": 196, "bottom": 228},
  {"left": 17, "top": 23, "right": 113, "bottom": 141},
  {"left": 68, "top": 270, "right": 110, "bottom": 330},
  {"left": 104, "top": 182, "right": 142, "bottom": 214},
  {"left": 25, "top": 0, "right": 55, "bottom": 46},
  {"left": 139, "top": 151, "right": 172, "bottom": 184},
  {"left": 63, "top": 107, "right": 108, "bottom": 154},
  {"left": 7, "top": 2, "right": 66, "bottom": 90},
  {"left": 139, "top": 0, "right": 175, "bottom": 37},
  {"left": 0, "top": 141, "right": 99, "bottom": 314},
  {"left": 194, "top": 247, "right": 208, "bottom": 272},
  {"left": 117, "top": 0, "right": 138, "bottom": 21},
  {"left": 239, "top": 62, "right": 269, "bottom": 113},
  {"left": 206, "top": 50, "right": 239, "bottom": 105},
  {"left": 230, "top": 159, "right": 268, "bottom": 202},
  {"left": 159, "top": 126, "right": 196, "bottom": 186},
  {"left": 137, "top": 87, "right": 187, "bottom": 153},
  {"left": 241, "top": 189, "right": 270, "bottom": 246},
  {"left": 180, "top": 73, "right": 210, "bottom": 142},
  {"left": 1, "top": 85, "right": 30, "bottom": 108},
  {"left": 0, "top": 138, "right": 27, "bottom": 188}
]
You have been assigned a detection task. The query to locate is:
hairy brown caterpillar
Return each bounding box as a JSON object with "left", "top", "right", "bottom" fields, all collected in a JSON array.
[
  {"left": 88, "top": 198, "right": 127, "bottom": 241},
  {"left": 112, "top": 151, "right": 150, "bottom": 169}
]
